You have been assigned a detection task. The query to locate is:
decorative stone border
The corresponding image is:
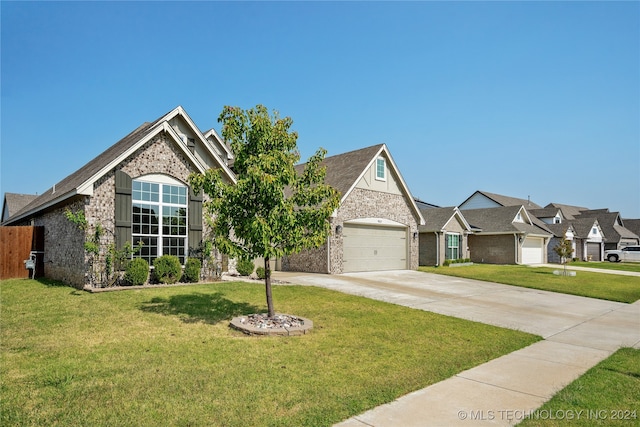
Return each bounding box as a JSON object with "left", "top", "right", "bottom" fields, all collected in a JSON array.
[{"left": 229, "top": 313, "right": 313, "bottom": 336}]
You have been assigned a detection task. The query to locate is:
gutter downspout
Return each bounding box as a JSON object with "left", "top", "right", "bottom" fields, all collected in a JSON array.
[
  {"left": 327, "top": 233, "right": 331, "bottom": 274},
  {"left": 434, "top": 231, "right": 440, "bottom": 266}
]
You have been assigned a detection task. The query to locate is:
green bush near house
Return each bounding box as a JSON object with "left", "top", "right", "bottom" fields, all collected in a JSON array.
[
  {"left": 256, "top": 266, "right": 266, "bottom": 280},
  {"left": 153, "top": 255, "right": 182, "bottom": 284},
  {"left": 182, "top": 258, "right": 202, "bottom": 283},
  {"left": 236, "top": 258, "right": 255, "bottom": 276},
  {"left": 124, "top": 258, "right": 149, "bottom": 286}
]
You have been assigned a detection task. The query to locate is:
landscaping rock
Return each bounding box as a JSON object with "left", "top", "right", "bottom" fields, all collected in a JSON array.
[{"left": 229, "top": 313, "right": 313, "bottom": 336}]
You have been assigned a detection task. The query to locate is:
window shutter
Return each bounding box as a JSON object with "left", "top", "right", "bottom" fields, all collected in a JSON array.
[
  {"left": 115, "top": 170, "right": 132, "bottom": 251},
  {"left": 189, "top": 188, "right": 203, "bottom": 253}
]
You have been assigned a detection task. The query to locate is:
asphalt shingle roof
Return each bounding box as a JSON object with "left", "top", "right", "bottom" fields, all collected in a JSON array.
[
  {"left": 8, "top": 120, "right": 158, "bottom": 222},
  {"left": 418, "top": 207, "right": 461, "bottom": 232},
  {"left": 462, "top": 206, "right": 551, "bottom": 236},
  {"left": 294, "top": 144, "right": 384, "bottom": 198},
  {"left": 467, "top": 191, "right": 542, "bottom": 209}
]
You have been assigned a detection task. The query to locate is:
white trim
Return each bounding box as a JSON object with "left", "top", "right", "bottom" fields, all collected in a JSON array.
[
  {"left": 374, "top": 157, "right": 387, "bottom": 181},
  {"left": 344, "top": 217, "right": 407, "bottom": 227},
  {"left": 203, "top": 128, "right": 234, "bottom": 161},
  {"left": 339, "top": 144, "right": 425, "bottom": 225},
  {"left": 441, "top": 207, "right": 473, "bottom": 232},
  {"left": 134, "top": 174, "right": 185, "bottom": 186},
  {"left": 76, "top": 108, "right": 237, "bottom": 196}
]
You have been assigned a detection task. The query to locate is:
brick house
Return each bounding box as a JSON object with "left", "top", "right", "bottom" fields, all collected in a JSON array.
[
  {"left": 281, "top": 144, "right": 424, "bottom": 274},
  {"left": 417, "top": 205, "right": 471, "bottom": 266},
  {"left": 462, "top": 205, "right": 552, "bottom": 265},
  {"left": 2, "top": 106, "right": 235, "bottom": 288}
]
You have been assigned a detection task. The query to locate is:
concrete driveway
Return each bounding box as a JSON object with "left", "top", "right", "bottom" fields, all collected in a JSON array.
[{"left": 272, "top": 269, "right": 640, "bottom": 426}]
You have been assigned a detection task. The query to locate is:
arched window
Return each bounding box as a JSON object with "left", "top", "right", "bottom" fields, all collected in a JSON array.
[{"left": 132, "top": 175, "right": 188, "bottom": 265}]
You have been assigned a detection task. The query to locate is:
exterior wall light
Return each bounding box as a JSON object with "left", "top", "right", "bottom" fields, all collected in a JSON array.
[{"left": 336, "top": 225, "right": 342, "bottom": 235}]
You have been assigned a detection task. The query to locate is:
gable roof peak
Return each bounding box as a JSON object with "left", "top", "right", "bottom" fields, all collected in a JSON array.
[{"left": 4, "top": 106, "right": 235, "bottom": 225}]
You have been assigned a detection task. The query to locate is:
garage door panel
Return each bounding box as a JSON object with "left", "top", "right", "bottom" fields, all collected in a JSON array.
[
  {"left": 586, "top": 243, "right": 601, "bottom": 261},
  {"left": 343, "top": 224, "right": 407, "bottom": 273},
  {"left": 522, "top": 237, "right": 543, "bottom": 265}
]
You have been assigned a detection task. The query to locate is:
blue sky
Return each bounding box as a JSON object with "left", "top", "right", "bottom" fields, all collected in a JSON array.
[{"left": 2, "top": 1, "right": 639, "bottom": 217}]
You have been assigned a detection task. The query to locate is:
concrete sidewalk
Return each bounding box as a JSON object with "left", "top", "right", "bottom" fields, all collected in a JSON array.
[{"left": 272, "top": 270, "right": 640, "bottom": 426}]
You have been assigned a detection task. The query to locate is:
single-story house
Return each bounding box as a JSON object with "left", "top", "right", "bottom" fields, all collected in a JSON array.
[
  {"left": 281, "top": 144, "right": 425, "bottom": 273},
  {"left": 462, "top": 205, "right": 552, "bottom": 265},
  {"left": 2, "top": 106, "right": 236, "bottom": 288},
  {"left": 417, "top": 206, "right": 471, "bottom": 266},
  {"left": 545, "top": 204, "right": 639, "bottom": 251},
  {"left": 2, "top": 193, "right": 38, "bottom": 223},
  {"left": 529, "top": 206, "right": 605, "bottom": 262},
  {"left": 545, "top": 218, "right": 605, "bottom": 262}
]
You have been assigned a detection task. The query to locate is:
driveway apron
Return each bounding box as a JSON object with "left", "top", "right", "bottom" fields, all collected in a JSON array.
[{"left": 272, "top": 270, "right": 640, "bottom": 426}]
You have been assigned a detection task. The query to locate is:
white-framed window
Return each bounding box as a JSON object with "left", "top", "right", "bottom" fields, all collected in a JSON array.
[
  {"left": 592, "top": 227, "right": 597, "bottom": 235},
  {"left": 375, "top": 157, "right": 386, "bottom": 181},
  {"left": 132, "top": 176, "right": 188, "bottom": 265},
  {"left": 445, "top": 234, "right": 460, "bottom": 260}
]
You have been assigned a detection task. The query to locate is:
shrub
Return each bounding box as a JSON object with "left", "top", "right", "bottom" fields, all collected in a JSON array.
[
  {"left": 443, "top": 260, "right": 451, "bottom": 267},
  {"left": 256, "top": 266, "right": 266, "bottom": 280},
  {"left": 236, "top": 258, "right": 255, "bottom": 276},
  {"left": 153, "top": 255, "right": 182, "bottom": 284},
  {"left": 183, "top": 257, "right": 201, "bottom": 283},
  {"left": 124, "top": 257, "right": 149, "bottom": 286}
]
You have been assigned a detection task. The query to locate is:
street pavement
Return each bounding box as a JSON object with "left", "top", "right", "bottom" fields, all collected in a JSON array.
[{"left": 271, "top": 268, "right": 640, "bottom": 426}]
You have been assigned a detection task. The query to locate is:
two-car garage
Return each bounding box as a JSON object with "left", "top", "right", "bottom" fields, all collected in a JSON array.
[{"left": 342, "top": 223, "right": 408, "bottom": 273}]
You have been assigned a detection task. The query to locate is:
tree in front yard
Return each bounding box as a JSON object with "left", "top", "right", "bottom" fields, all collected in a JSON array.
[
  {"left": 553, "top": 237, "right": 574, "bottom": 275},
  {"left": 190, "top": 105, "right": 340, "bottom": 317}
]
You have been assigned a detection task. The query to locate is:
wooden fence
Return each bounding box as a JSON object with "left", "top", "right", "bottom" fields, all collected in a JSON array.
[{"left": 0, "top": 226, "right": 45, "bottom": 280}]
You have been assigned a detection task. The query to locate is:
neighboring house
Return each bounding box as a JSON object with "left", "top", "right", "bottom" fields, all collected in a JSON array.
[
  {"left": 575, "top": 210, "right": 639, "bottom": 250},
  {"left": 527, "top": 207, "right": 565, "bottom": 225},
  {"left": 459, "top": 190, "right": 542, "bottom": 211},
  {"left": 545, "top": 218, "right": 605, "bottom": 262},
  {"left": 545, "top": 204, "right": 639, "bottom": 251},
  {"left": 462, "top": 205, "right": 552, "bottom": 265},
  {"left": 417, "top": 206, "right": 471, "bottom": 266},
  {"left": 2, "top": 193, "right": 38, "bottom": 223},
  {"left": 281, "top": 144, "right": 425, "bottom": 274},
  {"left": 623, "top": 219, "right": 640, "bottom": 242},
  {"left": 529, "top": 206, "right": 605, "bottom": 262},
  {"left": 2, "top": 106, "right": 236, "bottom": 288}
]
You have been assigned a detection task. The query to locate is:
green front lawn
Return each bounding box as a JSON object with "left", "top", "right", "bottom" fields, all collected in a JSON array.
[
  {"left": 0, "top": 279, "right": 539, "bottom": 427},
  {"left": 418, "top": 264, "right": 640, "bottom": 303},
  {"left": 568, "top": 261, "right": 640, "bottom": 273},
  {"left": 520, "top": 348, "right": 640, "bottom": 426}
]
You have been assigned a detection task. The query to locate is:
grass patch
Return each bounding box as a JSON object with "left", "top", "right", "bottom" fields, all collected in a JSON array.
[
  {"left": 418, "top": 264, "right": 640, "bottom": 303},
  {"left": 568, "top": 261, "right": 640, "bottom": 274},
  {"left": 519, "top": 348, "right": 640, "bottom": 426},
  {"left": 0, "top": 279, "right": 539, "bottom": 427}
]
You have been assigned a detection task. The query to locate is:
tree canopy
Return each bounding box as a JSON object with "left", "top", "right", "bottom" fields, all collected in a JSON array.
[{"left": 190, "top": 105, "right": 340, "bottom": 316}]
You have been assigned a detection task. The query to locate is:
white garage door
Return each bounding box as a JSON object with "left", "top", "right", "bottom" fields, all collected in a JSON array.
[
  {"left": 522, "top": 237, "right": 544, "bottom": 265},
  {"left": 343, "top": 224, "right": 407, "bottom": 273}
]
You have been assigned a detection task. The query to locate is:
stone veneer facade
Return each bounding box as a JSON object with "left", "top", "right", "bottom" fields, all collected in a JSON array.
[
  {"left": 283, "top": 187, "right": 420, "bottom": 274},
  {"left": 21, "top": 132, "right": 203, "bottom": 288}
]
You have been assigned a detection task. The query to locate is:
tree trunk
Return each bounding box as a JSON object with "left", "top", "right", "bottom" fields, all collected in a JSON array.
[{"left": 264, "top": 257, "right": 275, "bottom": 318}]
